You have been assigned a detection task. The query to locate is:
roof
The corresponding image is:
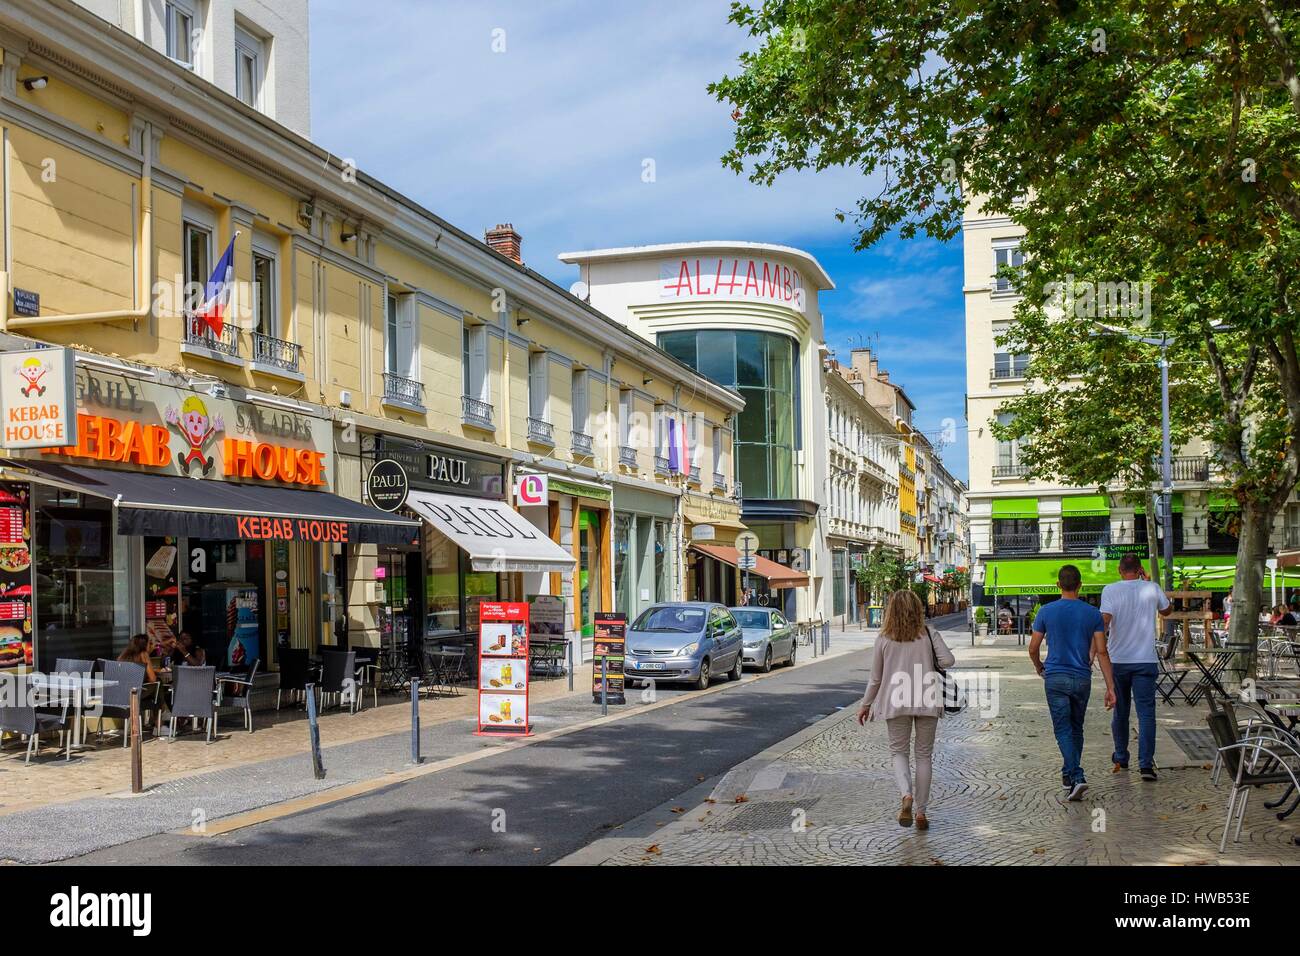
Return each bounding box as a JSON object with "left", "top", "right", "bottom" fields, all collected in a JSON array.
[{"left": 558, "top": 241, "right": 836, "bottom": 291}]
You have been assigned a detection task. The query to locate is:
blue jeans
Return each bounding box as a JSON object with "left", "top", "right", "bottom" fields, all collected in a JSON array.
[
  {"left": 1111, "top": 662, "right": 1158, "bottom": 769},
  {"left": 1044, "top": 672, "right": 1091, "bottom": 784}
]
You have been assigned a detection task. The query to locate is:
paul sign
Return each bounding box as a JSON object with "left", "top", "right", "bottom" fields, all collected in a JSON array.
[
  {"left": 367, "top": 458, "right": 409, "bottom": 512},
  {"left": 0, "top": 348, "right": 76, "bottom": 449}
]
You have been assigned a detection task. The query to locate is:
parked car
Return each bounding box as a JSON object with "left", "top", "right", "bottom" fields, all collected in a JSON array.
[
  {"left": 624, "top": 602, "right": 744, "bottom": 690},
  {"left": 731, "top": 607, "right": 797, "bottom": 672}
]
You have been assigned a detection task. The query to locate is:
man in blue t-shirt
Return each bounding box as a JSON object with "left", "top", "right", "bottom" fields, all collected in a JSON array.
[{"left": 1029, "top": 565, "right": 1116, "bottom": 801}]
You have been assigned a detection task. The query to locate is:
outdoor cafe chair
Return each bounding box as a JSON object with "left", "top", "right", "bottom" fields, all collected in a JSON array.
[
  {"left": 1206, "top": 710, "right": 1300, "bottom": 852},
  {"left": 276, "top": 648, "right": 312, "bottom": 711},
  {"left": 349, "top": 645, "right": 380, "bottom": 709},
  {"left": 1155, "top": 631, "right": 1194, "bottom": 705},
  {"left": 0, "top": 674, "right": 69, "bottom": 763},
  {"left": 168, "top": 665, "right": 217, "bottom": 742},
  {"left": 318, "top": 650, "right": 359, "bottom": 714},
  {"left": 217, "top": 658, "right": 259, "bottom": 733},
  {"left": 438, "top": 647, "right": 468, "bottom": 695},
  {"left": 95, "top": 660, "right": 158, "bottom": 746}
]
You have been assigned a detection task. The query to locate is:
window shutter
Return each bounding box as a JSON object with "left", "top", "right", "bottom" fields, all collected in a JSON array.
[
  {"left": 470, "top": 326, "right": 489, "bottom": 401},
  {"left": 572, "top": 370, "right": 589, "bottom": 434},
  {"left": 397, "top": 296, "right": 419, "bottom": 380},
  {"left": 529, "top": 353, "right": 548, "bottom": 419}
]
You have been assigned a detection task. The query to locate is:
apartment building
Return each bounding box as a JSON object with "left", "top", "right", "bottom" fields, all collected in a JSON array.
[
  {"left": 963, "top": 194, "right": 1300, "bottom": 606},
  {"left": 824, "top": 357, "right": 902, "bottom": 621},
  {"left": 0, "top": 0, "right": 743, "bottom": 674}
]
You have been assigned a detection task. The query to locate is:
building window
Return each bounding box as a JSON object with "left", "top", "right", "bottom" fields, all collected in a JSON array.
[
  {"left": 994, "top": 411, "right": 1028, "bottom": 476},
  {"left": 383, "top": 293, "right": 418, "bottom": 380},
  {"left": 182, "top": 220, "right": 212, "bottom": 313},
  {"left": 571, "top": 369, "right": 590, "bottom": 436},
  {"left": 619, "top": 388, "right": 633, "bottom": 447},
  {"left": 529, "top": 351, "right": 549, "bottom": 421},
  {"left": 993, "top": 242, "right": 1024, "bottom": 293},
  {"left": 235, "top": 27, "right": 264, "bottom": 108},
  {"left": 462, "top": 324, "right": 489, "bottom": 401},
  {"left": 165, "top": 1, "right": 197, "bottom": 68},
  {"left": 659, "top": 329, "right": 796, "bottom": 499},
  {"left": 992, "top": 518, "right": 1039, "bottom": 553},
  {"left": 251, "top": 239, "right": 276, "bottom": 336},
  {"left": 993, "top": 350, "right": 1030, "bottom": 379}
]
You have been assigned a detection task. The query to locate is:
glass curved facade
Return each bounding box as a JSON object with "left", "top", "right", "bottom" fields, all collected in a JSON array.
[{"left": 658, "top": 329, "right": 798, "bottom": 499}]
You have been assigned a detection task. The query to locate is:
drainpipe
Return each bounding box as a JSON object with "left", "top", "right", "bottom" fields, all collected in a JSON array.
[{"left": 2, "top": 122, "right": 155, "bottom": 331}]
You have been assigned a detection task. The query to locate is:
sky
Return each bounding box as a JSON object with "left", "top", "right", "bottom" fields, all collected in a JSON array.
[{"left": 309, "top": 0, "right": 968, "bottom": 480}]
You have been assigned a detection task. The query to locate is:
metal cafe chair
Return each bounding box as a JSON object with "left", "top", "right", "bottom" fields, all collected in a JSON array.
[
  {"left": 276, "top": 648, "right": 312, "bottom": 710},
  {"left": 168, "top": 665, "right": 217, "bottom": 742},
  {"left": 0, "top": 674, "right": 69, "bottom": 763},
  {"left": 96, "top": 660, "right": 158, "bottom": 746},
  {"left": 217, "top": 658, "right": 260, "bottom": 733},
  {"left": 1155, "top": 630, "right": 1194, "bottom": 705},
  {"left": 438, "top": 647, "right": 469, "bottom": 695},
  {"left": 1206, "top": 709, "right": 1300, "bottom": 853},
  {"left": 319, "top": 650, "right": 359, "bottom": 714}
]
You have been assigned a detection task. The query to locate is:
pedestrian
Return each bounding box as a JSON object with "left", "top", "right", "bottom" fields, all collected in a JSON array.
[
  {"left": 1100, "top": 553, "right": 1173, "bottom": 781},
  {"left": 1028, "top": 565, "right": 1116, "bottom": 801},
  {"left": 855, "top": 589, "right": 954, "bottom": 831}
]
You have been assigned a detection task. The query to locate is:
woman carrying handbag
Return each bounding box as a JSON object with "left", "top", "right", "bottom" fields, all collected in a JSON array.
[{"left": 855, "top": 590, "right": 956, "bottom": 830}]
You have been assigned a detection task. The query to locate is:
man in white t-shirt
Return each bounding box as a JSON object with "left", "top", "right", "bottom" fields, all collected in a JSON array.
[{"left": 1099, "top": 553, "right": 1172, "bottom": 781}]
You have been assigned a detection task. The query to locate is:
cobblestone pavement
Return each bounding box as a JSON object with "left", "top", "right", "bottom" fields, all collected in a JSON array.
[{"left": 587, "top": 635, "right": 1300, "bottom": 866}]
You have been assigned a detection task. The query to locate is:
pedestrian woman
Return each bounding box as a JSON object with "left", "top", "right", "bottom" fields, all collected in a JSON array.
[{"left": 855, "top": 589, "right": 955, "bottom": 830}]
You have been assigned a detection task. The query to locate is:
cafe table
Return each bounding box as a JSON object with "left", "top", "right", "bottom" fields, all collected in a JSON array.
[
  {"left": 29, "top": 673, "right": 118, "bottom": 751},
  {"left": 1184, "top": 647, "right": 1245, "bottom": 704}
]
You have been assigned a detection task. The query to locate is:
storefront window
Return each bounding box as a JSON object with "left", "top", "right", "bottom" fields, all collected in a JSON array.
[
  {"left": 614, "top": 513, "right": 633, "bottom": 616},
  {"left": 659, "top": 329, "right": 797, "bottom": 499},
  {"left": 654, "top": 519, "right": 669, "bottom": 603},
  {"left": 424, "top": 532, "right": 461, "bottom": 637},
  {"left": 35, "top": 486, "right": 129, "bottom": 668}
]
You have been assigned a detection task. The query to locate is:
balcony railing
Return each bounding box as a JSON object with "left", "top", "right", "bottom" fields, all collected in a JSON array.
[
  {"left": 527, "top": 417, "right": 554, "bottom": 445},
  {"left": 688, "top": 464, "right": 701, "bottom": 484},
  {"left": 252, "top": 331, "right": 301, "bottom": 373},
  {"left": 992, "top": 360, "right": 1030, "bottom": 380},
  {"left": 992, "top": 463, "right": 1031, "bottom": 478},
  {"left": 733, "top": 479, "right": 743, "bottom": 501},
  {"left": 713, "top": 472, "right": 727, "bottom": 493},
  {"left": 184, "top": 315, "right": 240, "bottom": 357},
  {"left": 1167, "top": 455, "right": 1210, "bottom": 482},
  {"left": 1062, "top": 530, "right": 1110, "bottom": 552},
  {"left": 461, "top": 394, "right": 493, "bottom": 429},
  {"left": 619, "top": 445, "right": 638, "bottom": 467},
  {"left": 654, "top": 455, "right": 670, "bottom": 476},
  {"left": 383, "top": 373, "right": 424, "bottom": 408},
  {"left": 571, "top": 431, "right": 594, "bottom": 458},
  {"left": 992, "top": 531, "right": 1040, "bottom": 554}
]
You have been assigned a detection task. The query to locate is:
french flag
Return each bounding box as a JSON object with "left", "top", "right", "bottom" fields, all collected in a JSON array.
[
  {"left": 194, "top": 233, "right": 238, "bottom": 338},
  {"left": 667, "top": 417, "right": 691, "bottom": 475}
]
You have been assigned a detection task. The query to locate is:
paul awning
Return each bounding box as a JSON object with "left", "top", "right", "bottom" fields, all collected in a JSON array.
[
  {"left": 690, "top": 543, "right": 809, "bottom": 589},
  {"left": 405, "top": 489, "right": 576, "bottom": 573},
  {"left": 0, "top": 458, "right": 420, "bottom": 544}
]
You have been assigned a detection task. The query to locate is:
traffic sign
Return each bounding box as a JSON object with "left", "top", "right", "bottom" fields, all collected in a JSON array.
[{"left": 735, "top": 531, "right": 760, "bottom": 556}]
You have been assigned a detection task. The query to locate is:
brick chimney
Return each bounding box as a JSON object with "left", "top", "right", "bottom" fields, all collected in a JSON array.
[{"left": 485, "top": 223, "right": 522, "bottom": 264}]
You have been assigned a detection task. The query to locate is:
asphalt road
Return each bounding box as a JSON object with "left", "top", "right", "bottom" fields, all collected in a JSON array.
[{"left": 66, "top": 644, "right": 874, "bottom": 865}]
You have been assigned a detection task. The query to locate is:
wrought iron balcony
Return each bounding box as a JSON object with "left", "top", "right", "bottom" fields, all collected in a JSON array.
[
  {"left": 383, "top": 373, "right": 424, "bottom": 408},
  {"left": 619, "top": 445, "right": 638, "bottom": 467},
  {"left": 571, "top": 431, "right": 594, "bottom": 458},
  {"left": 1062, "top": 530, "right": 1110, "bottom": 552},
  {"left": 992, "top": 463, "right": 1031, "bottom": 478},
  {"left": 688, "top": 464, "right": 701, "bottom": 484},
  {"left": 184, "top": 315, "right": 239, "bottom": 357},
  {"left": 991, "top": 531, "right": 1041, "bottom": 554},
  {"left": 654, "top": 455, "right": 670, "bottom": 476},
  {"left": 713, "top": 472, "right": 727, "bottom": 493},
  {"left": 252, "top": 331, "right": 301, "bottom": 373},
  {"left": 733, "top": 479, "right": 743, "bottom": 501},
  {"left": 992, "top": 359, "right": 1030, "bottom": 379},
  {"left": 527, "top": 417, "right": 554, "bottom": 445},
  {"left": 460, "top": 394, "right": 493, "bottom": 429}
]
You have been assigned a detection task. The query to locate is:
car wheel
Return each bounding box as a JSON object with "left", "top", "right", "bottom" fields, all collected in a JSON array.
[
  {"left": 759, "top": 646, "right": 773, "bottom": 673},
  {"left": 787, "top": 643, "right": 797, "bottom": 667},
  {"left": 729, "top": 652, "right": 744, "bottom": 682},
  {"left": 695, "top": 658, "right": 711, "bottom": 691}
]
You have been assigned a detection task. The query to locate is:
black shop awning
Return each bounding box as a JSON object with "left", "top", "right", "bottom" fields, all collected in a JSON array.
[{"left": 0, "top": 459, "right": 420, "bottom": 545}]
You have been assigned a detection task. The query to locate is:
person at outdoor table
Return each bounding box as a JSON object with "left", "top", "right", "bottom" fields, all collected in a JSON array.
[
  {"left": 167, "top": 631, "right": 206, "bottom": 667},
  {"left": 118, "top": 634, "right": 160, "bottom": 683},
  {"left": 1270, "top": 605, "right": 1297, "bottom": 627}
]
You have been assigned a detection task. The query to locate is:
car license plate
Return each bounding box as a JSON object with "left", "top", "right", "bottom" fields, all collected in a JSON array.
[{"left": 640, "top": 662, "right": 665, "bottom": 670}]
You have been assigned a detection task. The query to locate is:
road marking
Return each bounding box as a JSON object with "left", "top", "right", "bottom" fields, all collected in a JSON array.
[{"left": 181, "top": 648, "right": 869, "bottom": 838}]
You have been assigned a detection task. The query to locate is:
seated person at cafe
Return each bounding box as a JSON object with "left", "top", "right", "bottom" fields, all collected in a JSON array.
[
  {"left": 166, "top": 630, "right": 206, "bottom": 667},
  {"left": 1272, "top": 604, "right": 1297, "bottom": 627},
  {"left": 119, "top": 634, "right": 160, "bottom": 683}
]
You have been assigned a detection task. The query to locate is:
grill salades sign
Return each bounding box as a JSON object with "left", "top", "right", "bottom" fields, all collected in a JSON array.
[
  {"left": 0, "top": 348, "right": 76, "bottom": 449},
  {"left": 659, "top": 257, "right": 806, "bottom": 312}
]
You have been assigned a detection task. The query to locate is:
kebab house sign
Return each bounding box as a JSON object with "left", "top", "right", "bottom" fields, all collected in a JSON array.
[{"left": 4, "top": 364, "right": 339, "bottom": 540}]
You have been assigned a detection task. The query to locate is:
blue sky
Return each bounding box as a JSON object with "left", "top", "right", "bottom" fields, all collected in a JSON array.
[{"left": 309, "top": 0, "right": 968, "bottom": 479}]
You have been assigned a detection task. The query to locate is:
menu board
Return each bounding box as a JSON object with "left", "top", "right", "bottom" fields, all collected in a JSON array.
[
  {"left": 592, "top": 611, "right": 626, "bottom": 705},
  {"left": 144, "top": 536, "right": 179, "bottom": 655},
  {"left": 0, "top": 482, "right": 32, "bottom": 670},
  {"left": 476, "top": 601, "right": 530, "bottom": 735}
]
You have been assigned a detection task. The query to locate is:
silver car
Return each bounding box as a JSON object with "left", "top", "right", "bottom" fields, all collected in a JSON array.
[
  {"left": 732, "top": 606, "right": 797, "bottom": 672},
  {"left": 624, "top": 602, "right": 745, "bottom": 690}
]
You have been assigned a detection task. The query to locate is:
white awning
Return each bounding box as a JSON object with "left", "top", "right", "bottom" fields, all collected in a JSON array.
[{"left": 405, "top": 490, "right": 576, "bottom": 573}]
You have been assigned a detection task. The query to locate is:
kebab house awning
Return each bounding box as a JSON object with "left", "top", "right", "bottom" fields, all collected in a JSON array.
[
  {"left": 690, "top": 542, "right": 809, "bottom": 589},
  {"left": 0, "top": 458, "right": 420, "bottom": 544},
  {"left": 404, "top": 489, "right": 576, "bottom": 573}
]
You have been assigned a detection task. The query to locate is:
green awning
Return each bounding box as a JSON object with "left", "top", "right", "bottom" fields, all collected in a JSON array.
[
  {"left": 991, "top": 497, "right": 1038, "bottom": 519},
  {"left": 1208, "top": 492, "right": 1240, "bottom": 512},
  {"left": 984, "top": 553, "right": 1300, "bottom": 595},
  {"left": 1061, "top": 494, "right": 1109, "bottom": 517},
  {"left": 1135, "top": 493, "right": 1183, "bottom": 514}
]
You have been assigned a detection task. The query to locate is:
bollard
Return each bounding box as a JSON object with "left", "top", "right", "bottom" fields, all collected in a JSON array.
[
  {"left": 129, "top": 687, "right": 143, "bottom": 793},
  {"left": 567, "top": 639, "right": 574, "bottom": 692},
  {"left": 600, "top": 656, "right": 608, "bottom": 717},
  {"left": 305, "top": 683, "right": 325, "bottom": 779},
  {"left": 409, "top": 678, "right": 422, "bottom": 764}
]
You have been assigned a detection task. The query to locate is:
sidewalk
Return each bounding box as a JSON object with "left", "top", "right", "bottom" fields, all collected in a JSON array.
[
  {"left": 567, "top": 629, "right": 1300, "bottom": 866},
  {"left": 0, "top": 624, "right": 882, "bottom": 863}
]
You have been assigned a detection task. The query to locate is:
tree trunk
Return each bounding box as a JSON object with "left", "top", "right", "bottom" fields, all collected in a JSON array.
[
  {"left": 1228, "top": 501, "right": 1272, "bottom": 679},
  {"left": 1143, "top": 488, "right": 1161, "bottom": 583}
]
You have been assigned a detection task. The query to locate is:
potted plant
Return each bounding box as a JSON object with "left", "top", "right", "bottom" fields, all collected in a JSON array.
[{"left": 974, "top": 605, "right": 989, "bottom": 637}]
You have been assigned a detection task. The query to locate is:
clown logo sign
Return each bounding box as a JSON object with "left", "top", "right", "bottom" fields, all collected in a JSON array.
[
  {"left": 165, "top": 396, "right": 225, "bottom": 475},
  {"left": 16, "top": 357, "right": 47, "bottom": 398}
]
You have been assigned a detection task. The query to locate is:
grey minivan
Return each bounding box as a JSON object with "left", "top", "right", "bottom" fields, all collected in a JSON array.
[{"left": 624, "top": 602, "right": 744, "bottom": 690}]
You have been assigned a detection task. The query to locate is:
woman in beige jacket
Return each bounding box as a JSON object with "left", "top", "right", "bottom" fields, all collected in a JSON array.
[{"left": 855, "top": 590, "right": 955, "bottom": 830}]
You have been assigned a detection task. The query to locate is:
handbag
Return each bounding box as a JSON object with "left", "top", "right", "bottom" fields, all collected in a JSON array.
[{"left": 926, "top": 626, "right": 965, "bottom": 714}]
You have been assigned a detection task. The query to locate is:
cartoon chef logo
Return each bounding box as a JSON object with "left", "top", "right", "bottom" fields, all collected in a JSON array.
[
  {"left": 16, "top": 357, "right": 46, "bottom": 398},
  {"left": 165, "top": 396, "right": 225, "bottom": 476}
]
